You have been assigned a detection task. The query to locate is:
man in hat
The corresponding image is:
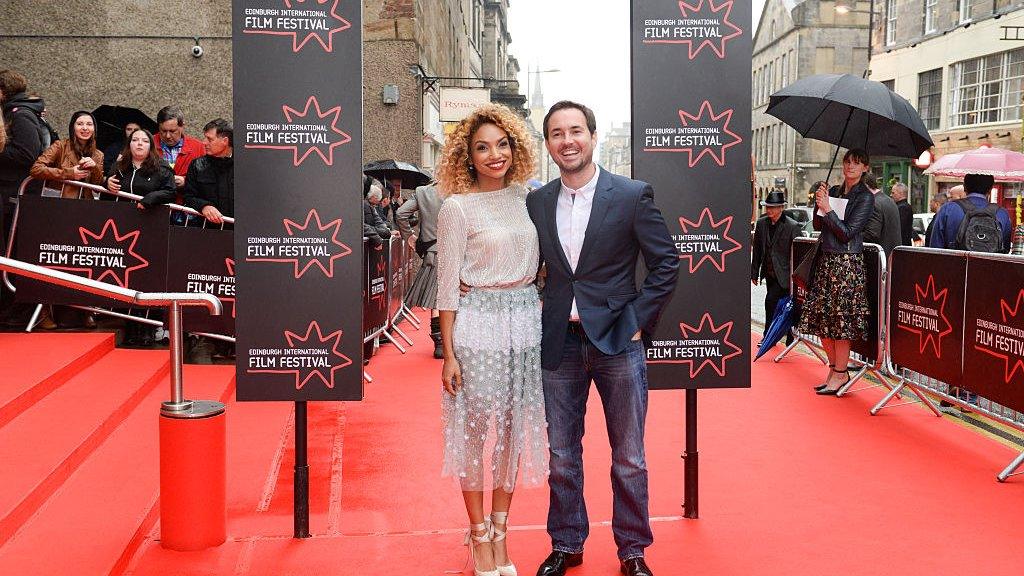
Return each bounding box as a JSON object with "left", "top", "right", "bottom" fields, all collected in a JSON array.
[{"left": 751, "top": 189, "right": 801, "bottom": 346}]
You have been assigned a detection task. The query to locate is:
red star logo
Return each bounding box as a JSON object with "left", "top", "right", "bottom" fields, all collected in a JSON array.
[
  {"left": 642, "top": 0, "right": 743, "bottom": 59},
  {"left": 242, "top": 0, "right": 351, "bottom": 53},
  {"left": 976, "top": 289, "right": 1024, "bottom": 383},
  {"left": 896, "top": 275, "right": 953, "bottom": 358},
  {"left": 677, "top": 208, "right": 742, "bottom": 273},
  {"left": 679, "top": 101, "right": 742, "bottom": 167},
  {"left": 222, "top": 258, "right": 236, "bottom": 319},
  {"left": 49, "top": 219, "right": 150, "bottom": 288},
  {"left": 248, "top": 321, "right": 353, "bottom": 390},
  {"left": 244, "top": 96, "right": 352, "bottom": 166},
  {"left": 245, "top": 208, "right": 352, "bottom": 279},
  {"left": 679, "top": 314, "right": 742, "bottom": 377}
]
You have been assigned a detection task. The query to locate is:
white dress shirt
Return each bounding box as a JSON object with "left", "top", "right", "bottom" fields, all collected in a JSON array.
[{"left": 556, "top": 167, "right": 601, "bottom": 321}]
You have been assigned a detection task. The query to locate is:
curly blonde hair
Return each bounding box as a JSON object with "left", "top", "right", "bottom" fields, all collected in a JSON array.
[{"left": 436, "top": 103, "right": 536, "bottom": 196}]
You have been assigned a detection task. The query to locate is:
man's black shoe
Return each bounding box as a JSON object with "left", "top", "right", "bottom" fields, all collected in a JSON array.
[
  {"left": 536, "top": 551, "right": 583, "bottom": 576},
  {"left": 620, "top": 557, "right": 654, "bottom": 576}
]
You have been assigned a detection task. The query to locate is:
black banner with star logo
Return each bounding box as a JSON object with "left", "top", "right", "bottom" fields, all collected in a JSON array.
[
  {"left": 166, "top": 226, "right": 236, "bottom": 336},
  {"left": 963, "top": 255, "right": 1024, "bottom": 410},
  {"left": 632, "top": 0, "right": 751, "bottom": 389},
  {"left": 234, "top": 0, "right": 363, "bottom": 401},
  {"left": 14, "top": 197, "right": 170, "bottom": 307}
]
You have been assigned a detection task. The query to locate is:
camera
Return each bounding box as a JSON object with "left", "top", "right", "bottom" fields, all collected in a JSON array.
[{"left": 191, "top": 44, "right": 204, "bottom": 58}]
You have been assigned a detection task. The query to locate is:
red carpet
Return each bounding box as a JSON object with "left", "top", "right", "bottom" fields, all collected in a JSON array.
[
  {"left": 2, "top": 323, "right": 1022, "bottom": 574},
  {"left": 120, "top": 319, "right": 1024, "bottom": 575}
]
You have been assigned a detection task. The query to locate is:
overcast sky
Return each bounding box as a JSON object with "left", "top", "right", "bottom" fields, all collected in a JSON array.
[{"left": 508, "top": 0, "right": 767, "bottom": 137}]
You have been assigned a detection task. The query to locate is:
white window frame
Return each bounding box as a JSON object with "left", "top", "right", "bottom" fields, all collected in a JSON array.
[
  {"left": 959, "top": 0, "right": 972, "bottom": 23},
  {"left": 885, "top": 0, "right": 897, "bottom": 45},
  {"left": 949, "top": 48, "right": 1024, "bottom": 128},
  {"left": 924, "top": 0, "right": 938, "bottom": 34}
]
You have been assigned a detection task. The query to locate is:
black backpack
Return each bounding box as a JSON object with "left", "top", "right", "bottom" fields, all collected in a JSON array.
[
  {"left": 29, "top": 109, "right": 59, "bottom": 149},
  {"left": 952, "top": 198, "right": 1004, "bottom": 252}
]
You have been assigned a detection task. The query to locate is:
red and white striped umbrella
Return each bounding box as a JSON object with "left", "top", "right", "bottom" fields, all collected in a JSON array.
[{"left": 924, "top": 146, "right": 1024, "bottom": 181}]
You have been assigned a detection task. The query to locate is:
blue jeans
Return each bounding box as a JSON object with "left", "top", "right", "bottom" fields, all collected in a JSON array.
[{"left": 542, "top": 327, "right": 652, "bottom": 560}]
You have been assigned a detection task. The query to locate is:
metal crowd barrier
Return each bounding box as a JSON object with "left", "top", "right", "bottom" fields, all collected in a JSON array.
[
  {"left": 775, "top": 238, "right": 906, "bottom": 401},
  {"left": 3, "top": 177, "right": 235, "bottom": 343},
  {"left": 770, "top": 238, "right": 1024, "bottom": 481},
  {"left": 0, "top": 255, "right": 222, "bottom": 413},
  {"left": 874, "top": 247, "right": 1024, "bottom": 481}
]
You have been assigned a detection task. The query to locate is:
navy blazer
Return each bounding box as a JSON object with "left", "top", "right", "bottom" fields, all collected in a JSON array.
[{"left": 526, "top": 168, "right": 679, "bottom": 371}]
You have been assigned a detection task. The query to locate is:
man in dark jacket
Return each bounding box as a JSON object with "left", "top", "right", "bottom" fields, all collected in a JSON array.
[
  {"left": 184, "top": 118, "right": 233, "bottom": 226},
  {"left": 751, "top": 190, "right": 801, "bottom": 346},
  {"left": 0, "top": 70, "right": 48, "bottom": 323},
  {"left": 863, "top": 172, "right": 902, "bottom": 257},
  {"left": 891, "top": 183, "right": 915, "bottom": 245}
]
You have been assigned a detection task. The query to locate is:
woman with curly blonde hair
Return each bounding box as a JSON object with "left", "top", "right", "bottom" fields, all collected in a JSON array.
[{"left": 435, "top": 103, "right": 546, "bottom": 576}]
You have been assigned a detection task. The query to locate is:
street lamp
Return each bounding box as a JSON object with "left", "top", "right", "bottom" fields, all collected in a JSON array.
[{"left": 834, "top": 0, "right": 878, "bottom": 78}]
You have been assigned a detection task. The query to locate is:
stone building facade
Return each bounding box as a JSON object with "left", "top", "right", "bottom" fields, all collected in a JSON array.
[
  {"left": 0, "top": 0, "right": 525, "bottom": 176},
  {"left": 870, "top": 0, "right": 1024, "bottom": 216},
  {"left": 752, "top": 0, "right": 869, "bottom": 212},
  {"left": 599, "top": 122, "right": 631, "bottom": 179}
]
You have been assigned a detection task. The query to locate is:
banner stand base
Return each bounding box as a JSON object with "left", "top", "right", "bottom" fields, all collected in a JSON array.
[
  {"left": 379, "top": 329, "right": 407, "bottom": 353},
  {"left": 397, "top": 303, "right": 421, "bottom": 329},
  {"left": 773, "top": 333, "right": 828, "bottom": 366},
  {"left": 389, "top": 322, "right": 414, "bottom": 347},
  {"left": 998, "top": 451, "right": 1024, "bottom": 482},
  {"left": 870, "top": 374, "right": 943, "bottom": 417}
]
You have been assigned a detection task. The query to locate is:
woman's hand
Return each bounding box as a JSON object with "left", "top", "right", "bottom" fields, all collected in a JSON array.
[
  {"left": 78, "top": 157, "right": 97, "bottom": 170},
  {"left": 441, "top": 357, "right": 462, "bottom": 396},
  {"left": 815, "top": 182, "right": 831, "bottom": 214},
  {"left": 107, "top": 175, "right": 121, "bottom": 193},
  {"left": 71, "top": 167, "right": 90, "bottom": 180}
]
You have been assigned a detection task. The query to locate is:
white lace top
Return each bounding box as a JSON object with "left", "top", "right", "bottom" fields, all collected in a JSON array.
[{"left": 435, "top": 184, "right": 539, "bottom": 311}]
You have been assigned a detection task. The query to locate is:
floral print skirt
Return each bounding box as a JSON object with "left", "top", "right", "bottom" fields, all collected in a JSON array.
[
  {"left": 442, "top": 285, "right": 548, "bottom": 492},
  {"left": 798, "top": 251, "right": 869, "bottom": 341}
]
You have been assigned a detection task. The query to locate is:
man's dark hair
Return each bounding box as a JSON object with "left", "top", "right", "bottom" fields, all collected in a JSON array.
[
  {"left": 862, "top": 171, "right": 878, "bottom": 190},
  {"left": 0, "top": 70, "right": 28, "bottom": 104},
  {"left": 157, "top": 105, "right": 185, "bottom": 126},
  {"left": 203, "top": 118, "right": 233, "bottom": 147},
  {"left": 543, "top": 100, "right": 597, "bottom": 139},
  {"left": 964, "top": 173, "right": 994, "bottom": 196}
]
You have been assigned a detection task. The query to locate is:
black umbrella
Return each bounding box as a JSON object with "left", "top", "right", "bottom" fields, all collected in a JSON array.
[
  {"left": 363, "top": 160, "right": 432, "bottom": 190},
  {"left": 766, "top": 74, "right": 933, "bottom": 181},
  {"left": 91, "top": 105, "right": 158, "bottom": 150}
]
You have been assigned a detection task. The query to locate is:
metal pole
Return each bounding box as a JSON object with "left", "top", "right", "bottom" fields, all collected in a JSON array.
[
  {"left": 294, "top": 400, "right": 310, "bottom": 538},
  {"left": 682, "top": 388, "right": 698, "bottom": 519},
  {"left": 161, "top": 301, "right": 192, "bottom": 414}
]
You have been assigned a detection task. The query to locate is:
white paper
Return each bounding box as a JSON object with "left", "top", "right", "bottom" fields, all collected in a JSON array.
[{"left": 816, "top": 197, "right": 848, "bottom": 220}]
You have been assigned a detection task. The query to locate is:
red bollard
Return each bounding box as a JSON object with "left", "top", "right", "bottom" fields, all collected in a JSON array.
[{"left": 159, "top": 400, "right": 226, "bottom": 551}]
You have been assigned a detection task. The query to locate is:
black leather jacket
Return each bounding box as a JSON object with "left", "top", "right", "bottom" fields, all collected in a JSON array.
[{"left": 814, "top": 182, "right": 874, "bottom": 254}]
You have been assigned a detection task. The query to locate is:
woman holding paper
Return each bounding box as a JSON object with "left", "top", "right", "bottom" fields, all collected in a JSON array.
[{"left": 800, "top": 148, "right": 875, "bottom": 395}]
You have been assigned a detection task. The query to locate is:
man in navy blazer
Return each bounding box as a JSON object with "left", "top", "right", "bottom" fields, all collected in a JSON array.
[{"left": 527, "top": 101, "right": 678, "bottom": 576}]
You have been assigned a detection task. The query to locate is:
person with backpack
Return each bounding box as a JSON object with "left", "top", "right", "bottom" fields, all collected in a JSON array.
[
  {"left": 0, "top": 70, "right": 52, "bottom": 239},
  {"left": 929, "top": 173, "right": 1011, "bottom": 253}
]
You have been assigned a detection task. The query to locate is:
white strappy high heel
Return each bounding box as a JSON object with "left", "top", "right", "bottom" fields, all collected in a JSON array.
[
  {"left": 465, "top": 521, "right": 499, "bottom": 576},
  {"left": 490, "top": 512, "right": 517, "bottom": 576}
]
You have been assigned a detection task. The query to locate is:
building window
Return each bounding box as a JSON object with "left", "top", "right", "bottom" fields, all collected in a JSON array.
[
  {"left": 950, "top": 48, "right": 1024, "bottom": 127},
  {"left": 770, "top": 20, "right": 776, "bottom": 41},
  {"left": 781, "top": 54, "right": 788, "bottom": 90},
  {"left": 959, "top": 0, "right": 972, "bottom": 23},
  {"left": 788, "top": 49, "right": 795, "bottom": 83},
  {"left": 918, "top": 68, "right": 942, "bottom": 130},
  {"left": 924, "top": 0, "right": 937, "bottom": 34},
  {"left": 780, "top": 127, "right": 788, "bottom": 165},
  {"left": 881, "top": 79, "right": 895, "bottom": 91},
  {"left": 885, "top": 0, "right": 897, "bottom": 45},
  {"left": 472, "top": 0, "right": 482, "bottom": 49}
]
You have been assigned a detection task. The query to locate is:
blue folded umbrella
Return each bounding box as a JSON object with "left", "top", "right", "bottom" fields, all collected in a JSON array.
[{"left": 754, "top": 296, "right": 797, "bottom": 361}]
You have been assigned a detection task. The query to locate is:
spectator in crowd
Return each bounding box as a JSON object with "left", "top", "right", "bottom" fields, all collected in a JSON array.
[
  {"left": 891, "top": 182, "right": 915, "bottom": 246},
  {"left": 863, "top": 172, "right": 901, "bottom": 257},
  {"left": 929, "top": 173, "right": 1011, "bottom": 251},
  {"left": 363, "top": 179, "right": 392, "bottom": 244},
  {"left": 102, "top": 121, "right": 141, "bottom": 176},
  {"left": 751, "top": 189, "right": 800, "bottom": 346},
  {"left": 949, "top": 184, "right": 966, "bottom": 200},
  {"left": 30, "top": 110, "right": 104, "bottom": 198},
  {"left": 923, "top": 190, "right": 948, "bottom": 247},
  {"left": 396, "top": 183, "right": 443, "bottom": 358},
  {"left": 801, "top": 148, "right": 875, "bottom": 395},
  {"left": 154, "top": 106, "right": 205, "bottom": 192},
  {"left": 107, "top": 128, "right": 176, "bottom": 347},
  {"left": 368, "top": 181, "right": 394, "bottom": 231},
  {"left": 28, "top": 110, "right": 104, "bottom": 329},
  {"left": 184, "top": 118, "right": 233, "bottom": 226},
  {"left": 0, "top": 70, "right": 50, "bottom": 326},
  {"left": 106, "top": 128, "right": 176, "bottom": 208}
]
